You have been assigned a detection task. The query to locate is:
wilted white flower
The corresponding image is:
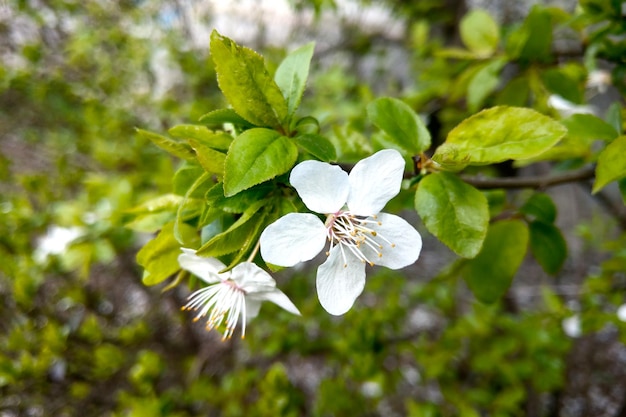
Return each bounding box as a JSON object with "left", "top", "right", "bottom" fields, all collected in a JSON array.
[
  {"left": 260, "top": 149, "right": 422, "bottom": 316},
  {"left": 33, "top": 225, "right": 84, "bottom": 264},
  {"left": 586, "top": 69, "right": 611, "bottom": 93},
  {"left": 178, "top": 248, "right": 300, "bottom": 339},
  {"left": 548, "top": 94, "right": 596, "bottom": 118},
  {"left": 617, "top": 304, "right": 626, "bottom": 322},
  {"left": 562, "top": 315, "right": 581, "bottom": 338}
]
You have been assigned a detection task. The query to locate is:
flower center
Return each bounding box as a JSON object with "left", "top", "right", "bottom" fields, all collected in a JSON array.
[
  {"left": 182, "top": 279, "right": 247, "bottom": 340},
  {"left": 324, "top": 210, "right": 395, "bottom": 267}
]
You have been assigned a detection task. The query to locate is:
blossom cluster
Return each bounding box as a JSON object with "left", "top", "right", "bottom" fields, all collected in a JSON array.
[{"left": 178, "top": 149, "right": 422, "bottom": 338}]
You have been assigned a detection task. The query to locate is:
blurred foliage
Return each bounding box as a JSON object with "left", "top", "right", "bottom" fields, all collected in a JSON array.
[{"left": 1, "top": 0, "right": 625, "bottom": 416}]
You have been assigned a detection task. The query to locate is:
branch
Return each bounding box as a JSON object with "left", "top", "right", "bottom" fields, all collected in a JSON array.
[{"left": 461, "top": 165, "right": 596, "bottom": 190}]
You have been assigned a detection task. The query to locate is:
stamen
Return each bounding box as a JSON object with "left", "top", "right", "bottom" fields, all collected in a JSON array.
[
  {"left": 325, "top": 209, "right": 399, "bottom": 268},
  {"left": 183, "top": 279, "right": 247, "bottom": 340}
]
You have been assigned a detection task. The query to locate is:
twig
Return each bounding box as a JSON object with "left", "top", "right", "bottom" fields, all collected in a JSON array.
[{"left": 461, "top": 165, "right": 596, "bottom": 190}]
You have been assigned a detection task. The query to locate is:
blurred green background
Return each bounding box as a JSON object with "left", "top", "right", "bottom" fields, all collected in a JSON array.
[{"left": 1, "top": 0, "right": 626, "bottom": 416}]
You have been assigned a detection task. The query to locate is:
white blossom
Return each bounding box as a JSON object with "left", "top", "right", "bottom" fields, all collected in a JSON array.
[
  {"left": 260, "top": 149, "right": 422, "bottom": 315},
  {"left": 617, "top": 304, "right": 626, "bottom": 323},
  {"left": 33, "top": 225, "right": 84, "bottom": 264},
  {"left": 562, "top": 315, "right": 581, "bottom": 338},
  {"left": 178, "top": 248, "right": 300, "bottom": 339},
  {"left": 547, "top": 94, "right": 596, "bottom": 118},
  {"left": 586, "top": 69, "right": 611, "bottom": 94}
]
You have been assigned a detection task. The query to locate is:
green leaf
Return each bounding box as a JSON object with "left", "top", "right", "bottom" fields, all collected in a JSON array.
[
  {"left": 124, "top": 194, "right": 183, "bottom": 233},
  {"left": 467, "top": 58, "right": 507, "bottom": 112},
  {"left": 561, "top": 114, "right": 618, "bottom": 142},
  {"left": 137, "top": 222, "right": 196, "bottom": 286},
  {"left": 432, "top": 106, "right": 567, "bottom": 169},
  {"left": 541, "top": 68, "right": 583, "bottom": 104},
  {"left": 517, "top": 6, "right": 553, "bottom": 63},
  {"left": 593, "top": 136, "right": 626, "bottom": 193},
  {"left": 463, "top": 220, "right": 529, "bottom": 303},
  {"left": 605, "top": 102, "right": 622, "bottom": 134},
  {"left": 367, "top": 97, "right": 431, "bottom": 154},
  {"left": 521, "top": 114, "right": 617, "bottom": 163},
  {"left": 294, "top": 133, "right": 337, "bottom": 162},
  {"left": 520, "top": 193, "right": 557, "bottom": 223},
  {"left": 460, "top": 9, "right": 500, "bottom": 56},
  {"left": 173, "top": 164, "right": 206, "bottom": 197},
  {"left": 175, "top": 172, "right": 212, "bottom": 244},
  {"left": 529, "top": 221, "right": 567, "bottom": 274},
  {"left": 197, "top": 200, "right": 267, "bottom": 258},
  {"left": 210, "top": 30, "right": 288, "bottom": 129},
  {"left": 169, "top": 124, "right": 233, "bottom": 151},
  {"left": 198, "top": 108, "right": 254, "bottom": 129},
  {"left": 205, "top": 182, "right": 272, "bottom": 214},
  {"left": 188, "top": 139, "right": 226, "bottom": 175},
  {"left": 223, "top": 128, "right": 298, "bottom": 196},
  {"left": 415, "top": 172, "right": 489, "bottom": 258},
  {"left": 136, "top": 128, "right": 195, "bottom": 161},
  {"left": 495, "top": 76, "right": 530, "bottom": 107},
  {"left": 275, "top": 42, "right": 315, "bottom": 117},
  {"left": 294, "top": 116, "right": 320, "bottom": 135}
]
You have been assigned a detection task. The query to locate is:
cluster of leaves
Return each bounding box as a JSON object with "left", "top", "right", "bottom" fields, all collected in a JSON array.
[
  {"left": 2, "top": 0, "right": 626, "bottom": 416},
  {"left": 137, "top": 27, "right": 625, "bottom": 307}
]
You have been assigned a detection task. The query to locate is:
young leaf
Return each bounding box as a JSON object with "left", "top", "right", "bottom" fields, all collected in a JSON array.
[
  {"left": 136, "top": 128, "right": 195, "bottom": 161},
  {"left": 198, "top": 108, "right": 254, "bottom": 130},
  {"left": 223, "top": 128, "right": 298, "bottom": 196},
  {"left": 174, "top": 172, "right": 212, "bottom": 244},
  {"left": 367, "top": 97, "right": 431, "bottom": 154},
  {"left": 169, "top": 124, "right": 233, "bottom": 151},
  {"left": 463, "top": 220, "right": 529, "bottom": 303},
  {"left": 124, "top": 194, "right": 183, "bottom": 233},
  {"left": 294, "top": 133, "right": 337, "bottom": 162},
  {"left": 460, "top": 9, "right": 500, "bottom": 56},
  {"left": 529, "top": 221, "right": 567, "bottom": 275},
  {"left": 593, "top": 136, "right": 626, "bottom": 193},
  {"left": 520, "top": 193, "right": 557, "bottom": 224},
  {"left": 188, "top": 139, "right": 226, "bottom": 175},
  {"left": 275, "top": 42, "right": 315, "bottom": 117},
  {"left": 432, "top": 106, "right": 567, "bottom": 169},
  {"left": 210, "top": 30, "right": 288, "bottom": 129},
  {"left": 173, "top": 164, "right": 206, "bottom": 197},
  {"left": 415, "top": 172, "right": 489, "bottom": 258},
  {"left": 467, "top": 58, "right": 507, "bottom": 112},
  {"left": 137, "top": 222, "right": 196, "bottom": 286}
]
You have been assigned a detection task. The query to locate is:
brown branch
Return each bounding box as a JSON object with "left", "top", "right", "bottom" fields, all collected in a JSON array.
[{"left": 461, "top": 165, "right": 596, "bottom": 190}]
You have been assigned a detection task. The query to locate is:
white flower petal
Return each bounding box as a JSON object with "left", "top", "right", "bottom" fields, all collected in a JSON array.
[
  {"left": 178, "top": 248, "right": 226, "bottom": 283},
  {"left": 232, "top": 263, "right": 300, "bottom": 318},
  {"left": 252, "top": 290, "right": 302, "bottom": 316},
  {"left": 245, "top": 298, "right": 262, "bottom": 320},
  {"left": 347, "top": 149, "right": 405, "bottom": 215},
  {"left": 362, "top": 213, "right": 422, "bottom": 269},
  {"left": 316, "top": 247, "right": 366, "bottom": 315},
  {"left": 231, "top": 262, "right": 277, "bottom": 290},
  {"left": 290, "top": 160, "right": 349, "bottom": 214},
  {"left": 260, "top": 213, "right": 327, "bottom": 267}
]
